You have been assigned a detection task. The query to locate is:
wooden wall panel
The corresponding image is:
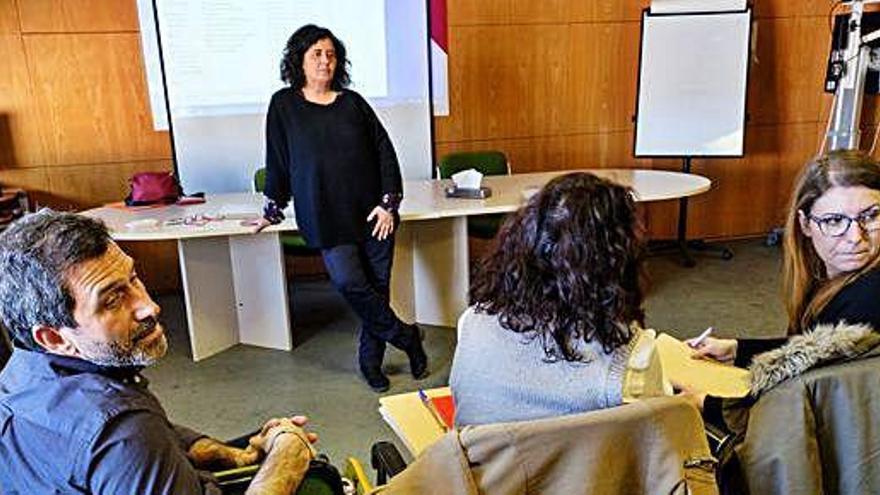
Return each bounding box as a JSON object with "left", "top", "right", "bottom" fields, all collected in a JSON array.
[
  {"left": 0, "top": 0, "right": 18, "bottom": 33},
  {"left": 566, "top": 22, "right": 640, "bottom": 134},
  {"left": 448, "top": 0, "right": 826, "bottom": 26},
  {"left": 506, "top": 0, "right": 646, "bottom": 24},
  {"left": 45, "top": 159, "right": 172, "bottom": 210},
  {"left": 565, "top": 131, "right": 646, "bottom": 170},
  {"left": 435, "top": 131, "right": 682, "bottom": 180},
  {"left": 0, "top": 167, "right": 48, "bottom": 191},
  {"left": 435, "top": 131, "right": 647, "bottom": 174},
  {"left": 640, "top": 123, "right": 821, "bottom": 241},
  {"left": 438, "top": 134, "right": 572, "bottom": 173},
  {"left": 854, "top": 82, "right": 880, "bottom": 130},
  {"left": 687, "top": 122, "right": 821, "bottom": 238},
  {"left": 772, "top": 123, "right": 825, "bottom": 214},
  {"left": 564, "top": 2, "right": 645, "bottom": 23},
  {"left": 447, "top": 0, "right": 510, "bottom": 26},
  {"left": 0, "top": 167, "right": 50, "bottom": 206},
  {"left": 447, "top": 0, "right": 647, "bottom": 25},
  {"left": 19, "top": 0, "right": 138, "bottom": 33},
  {"left": 747, "top": 17, "right": 827, "bottom": 125},
  {"left": 435, "top": 22, "right": 640, "bottom": 143},
  {"left": 0, "top": 34, "right": 46, "bottom": 168},
  {"left": 436, "top": 25, "right": 525, "bottom": 141},
  {"left": 754, "top": 0, "right": 825, "bottom": 19},
  {"left": 24, "top": 33, "right": 170, "bottom": 167}
]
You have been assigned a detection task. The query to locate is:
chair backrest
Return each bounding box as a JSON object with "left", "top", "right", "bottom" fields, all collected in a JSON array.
[
  {"left": 382, "top": 396, "right": 717, "bottom": 495},
  {"left": 437, "top": 151, "right": 509, "bottom": 179},
  {"left": 254, "top": 167, "right": 267, "bottom": 193},
  {"left": 733, "top": 350, "right": 880, "bottom": 495}
]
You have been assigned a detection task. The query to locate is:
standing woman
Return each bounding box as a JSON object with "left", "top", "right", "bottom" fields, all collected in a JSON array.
[{"left": 256, "top": 24, "right": 427, "bottom": 392}]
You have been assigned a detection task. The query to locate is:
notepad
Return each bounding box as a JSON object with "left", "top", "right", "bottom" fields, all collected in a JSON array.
[
  {"left": 379, "top": 387, "right": 451, "bottom": 456},
  {"left": 655, "top": 333, "right": 750, "bottom": 398}
]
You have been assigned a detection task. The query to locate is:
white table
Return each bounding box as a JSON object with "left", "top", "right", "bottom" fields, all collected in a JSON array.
[{"left": 82, "top": 169, "right": 709, "bottom": 361}]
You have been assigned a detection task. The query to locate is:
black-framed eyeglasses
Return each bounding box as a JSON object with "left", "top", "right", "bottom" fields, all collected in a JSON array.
[{"left": 806, "top": 204, "right": 880, "bottom": 237}]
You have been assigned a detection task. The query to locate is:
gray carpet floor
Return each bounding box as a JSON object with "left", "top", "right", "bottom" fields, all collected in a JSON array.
[{"left": 144, "top": 238, "right": 786, "bottom": 474}]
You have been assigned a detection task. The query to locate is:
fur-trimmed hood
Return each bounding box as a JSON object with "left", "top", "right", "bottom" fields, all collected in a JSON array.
[{"left": 749, "top": 321, "right": 880, "bottom": 396}]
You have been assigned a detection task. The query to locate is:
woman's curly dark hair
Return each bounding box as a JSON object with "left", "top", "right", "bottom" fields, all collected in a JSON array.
[
  {"left": 280, "top": 24, "right": 351, "bottom": 90},
  {"left": 470, "top": 172, "right": 646, "bottom": 362}
]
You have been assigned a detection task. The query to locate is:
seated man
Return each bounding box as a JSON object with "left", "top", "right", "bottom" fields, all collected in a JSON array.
[{"left": 0, "top": 210, "right": 314, "bottom": 494}]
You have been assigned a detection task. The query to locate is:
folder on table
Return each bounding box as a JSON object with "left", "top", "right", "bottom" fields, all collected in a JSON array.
[
  {"left": 379, "top": 387, "right": 453, "bottom": 457},
  {"left": 656, "top": 333, "right": 750, "bottom": 398}
]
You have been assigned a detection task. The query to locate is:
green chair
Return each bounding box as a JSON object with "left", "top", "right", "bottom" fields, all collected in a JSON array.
[
  {"left": 213, "top": 457, "right": 345, "bottom": 494},
  {"left": 437, "top": 151, "right": 510, "bottom": 240},
  {"left": 254, "top": 167, "right": 319, "bottom": 256}
]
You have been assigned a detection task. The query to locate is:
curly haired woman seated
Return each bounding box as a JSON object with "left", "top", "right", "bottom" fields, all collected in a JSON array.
[{"left": 449, "top": 172, "right": 669, "bottom": 426}]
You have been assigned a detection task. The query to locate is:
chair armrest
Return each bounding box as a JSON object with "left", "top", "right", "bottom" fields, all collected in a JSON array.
[
  {"left": 705, "top": 421, "right": 738, "bottom": 460},
  {"left": 370, "top": 441, "right": 407, "bottom": 485}
]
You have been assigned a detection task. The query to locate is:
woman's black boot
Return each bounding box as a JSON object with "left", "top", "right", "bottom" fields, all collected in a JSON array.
[{"left": 406, "top": 324, "right": 429, "bottom": 379}]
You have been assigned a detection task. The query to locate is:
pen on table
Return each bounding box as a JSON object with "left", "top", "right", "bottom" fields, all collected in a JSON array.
[
  {"left": 418, "top": 389, "right": 449, "bottom": 433},
  {"left": 689, "top": 327, "right": 714, "bottom": 348}
]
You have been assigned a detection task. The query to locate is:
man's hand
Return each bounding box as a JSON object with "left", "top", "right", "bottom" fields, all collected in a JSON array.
[
  {"left": 249, "top": 416, "right": 318, "bottom": 456},
  {"left": 187, "top": 437, "right": 261, "bottom": 470},
  {"left": 244, "top": 416, "right": 317, "bottom": 495},
  {"left": 367, "top": 206, "right": 394, "bottom": 240}
]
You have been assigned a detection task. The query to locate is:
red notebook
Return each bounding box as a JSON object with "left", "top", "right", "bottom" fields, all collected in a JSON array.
[{"left": 430, "top": 394, "right": 455, "bottom": 429}]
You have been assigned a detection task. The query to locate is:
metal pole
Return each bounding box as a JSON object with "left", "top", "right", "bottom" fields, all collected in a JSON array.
[{"left": 826, "top": 0, "right": 871, "bottom": 151}]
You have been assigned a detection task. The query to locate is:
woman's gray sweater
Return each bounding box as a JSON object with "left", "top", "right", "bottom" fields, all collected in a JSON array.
[{"left": 450, "top": 306, "right": 640, "bottom": 426}]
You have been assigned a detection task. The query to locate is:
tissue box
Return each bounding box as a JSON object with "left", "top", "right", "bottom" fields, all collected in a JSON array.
[{"left": 444, "top": 185, "right": 492, "bottom": 199}]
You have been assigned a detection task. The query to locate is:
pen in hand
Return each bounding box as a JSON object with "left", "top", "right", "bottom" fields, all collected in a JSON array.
[{"left": 688, "top": 327, "right": 714, "bottom": 348}]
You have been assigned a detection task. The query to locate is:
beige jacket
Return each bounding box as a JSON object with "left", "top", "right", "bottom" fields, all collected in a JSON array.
[
  {"left": 378, "top": 396, "right": 717, "bottom": 495},
  {"left": 722, "top": 324, "right": 880, "bottom": 495}
]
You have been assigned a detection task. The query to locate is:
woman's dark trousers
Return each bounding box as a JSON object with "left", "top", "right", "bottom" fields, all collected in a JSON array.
[{"left": 320, "top": 232, "right": 421, "bottom": 387}]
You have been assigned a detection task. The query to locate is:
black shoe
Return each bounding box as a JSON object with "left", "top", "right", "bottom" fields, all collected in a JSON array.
[
  {"left": 406, "top": 325, "right": 429, "bottom": 380},
  {"left": 360, "top": 364, "right": 390, "bottom": 393}
]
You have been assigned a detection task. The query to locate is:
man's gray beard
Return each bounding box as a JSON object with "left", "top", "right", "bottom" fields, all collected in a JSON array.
[{"left": 79, "top": 332, "right": 168, "bottom": 368}]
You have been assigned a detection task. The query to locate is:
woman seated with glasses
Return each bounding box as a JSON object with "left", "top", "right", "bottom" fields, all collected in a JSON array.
[
  {"left": 686, "top": 150, "right": 880, "bottom": 424},
  {"left": 449, "top": 172, "right": 668, "bottom": 426}
]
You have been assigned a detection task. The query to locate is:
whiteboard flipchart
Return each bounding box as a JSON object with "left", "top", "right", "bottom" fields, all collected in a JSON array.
[{"left": 634, "top": 9, "right": 751, "bottom": 157}]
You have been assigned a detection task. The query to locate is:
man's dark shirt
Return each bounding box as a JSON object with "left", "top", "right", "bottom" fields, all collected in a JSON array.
[{"left": 0, "top": 349, "right": 219, "bottom": 494}]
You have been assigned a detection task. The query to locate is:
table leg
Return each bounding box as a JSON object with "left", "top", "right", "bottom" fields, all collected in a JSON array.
[
  {"left": 177, "top": 233, "right": 291, "bottom": 362},
  {"left": 392, "top": 217, "right": 469, "bottom": 327},
  {"left": 229, "top": 233, "right": 291, "bottom": 351},
  {"left": 178, "top": 237, "right": 239, "bottom": 361},
  {"left": 391, "top": 225, "right": 415, "bottom": 323}
]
